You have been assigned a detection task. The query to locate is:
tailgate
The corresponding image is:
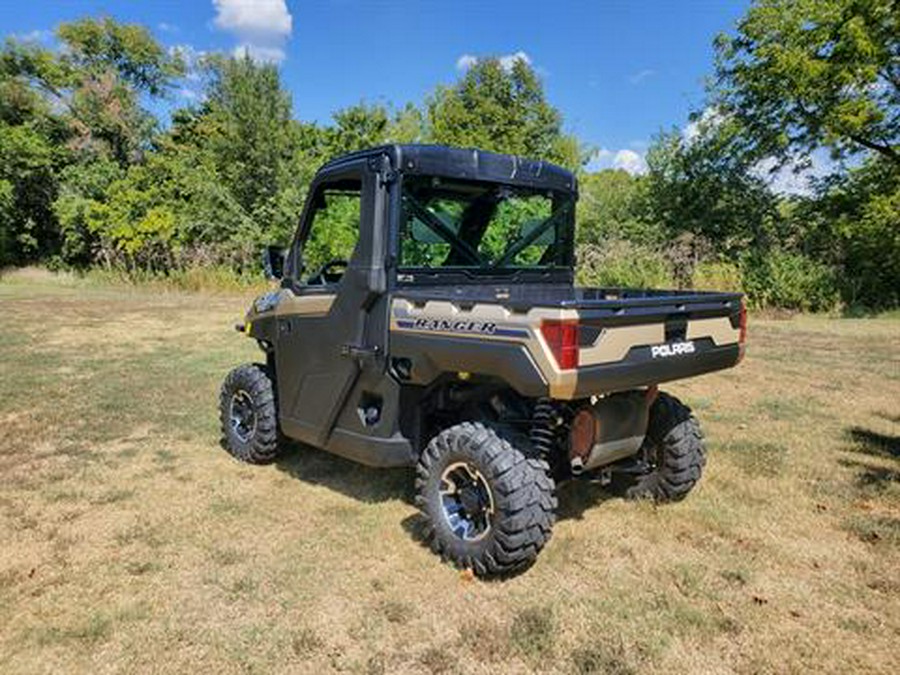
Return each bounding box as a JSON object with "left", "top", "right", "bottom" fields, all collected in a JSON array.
[{"left": 564, "top": 289, "right": 745, "bottom": 397}]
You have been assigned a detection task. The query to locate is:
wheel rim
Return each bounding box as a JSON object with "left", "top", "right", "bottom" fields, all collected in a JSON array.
[
  {"left": 439, "top": 462, "right": 495, "bottom": 542},
  {"left": 229, "top": 390, "right": 257, "bottom": 443}
]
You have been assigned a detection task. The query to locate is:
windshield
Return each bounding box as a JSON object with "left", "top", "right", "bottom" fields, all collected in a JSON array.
[{"left": 398, "top": 176, "right": 574, "bottom": 272}]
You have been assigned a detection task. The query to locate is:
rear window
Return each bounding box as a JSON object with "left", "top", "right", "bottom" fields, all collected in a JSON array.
[{"left": 398, "top": 176, "right": 574, "bottom": 271}]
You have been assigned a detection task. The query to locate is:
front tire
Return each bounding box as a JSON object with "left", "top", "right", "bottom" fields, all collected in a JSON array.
[
  {"left": 624, "top": 392, "right": 706, "bottom": 502},
  {"left": 219, "top": 363, "right": 282, "bottom": 464},
  {"left": 415, "top": 422, "right": 556, "bottom": 576}
]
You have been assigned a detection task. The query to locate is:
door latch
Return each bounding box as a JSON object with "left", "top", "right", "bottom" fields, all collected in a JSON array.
[{"left": 341, "top": 344, "right": 380, "bottom": 363}]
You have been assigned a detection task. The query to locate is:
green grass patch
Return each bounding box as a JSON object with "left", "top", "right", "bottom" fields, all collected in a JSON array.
[
  {"left": 752, "top": 396, "right": 823, "bottom": 421},
  {"left": 509, "top": 605, "right": 556, "bottom": 661},
  {"left": 30, "top": 612, "right": 113, "bottom": 646},
  {"left": 843, "top": 514, "right": 900, "bottom": 548},
  {"left": 571, "top": 643, "right": 636, "bottom": 675},
  {"left": 719, "top": 439, "right": 789, "bottom": 478}
]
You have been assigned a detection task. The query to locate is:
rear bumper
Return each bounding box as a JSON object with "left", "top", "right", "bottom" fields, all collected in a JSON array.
[{"left": 569, "top": 342, "right": 741, "bottom": 398}]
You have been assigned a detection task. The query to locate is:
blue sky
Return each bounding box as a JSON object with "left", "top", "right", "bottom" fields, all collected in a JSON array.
[{"left": 2, "top": 0, "right": 752, "bottom": 174}]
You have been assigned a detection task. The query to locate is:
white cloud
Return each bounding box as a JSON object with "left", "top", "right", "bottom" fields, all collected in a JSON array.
[
  {"left": 752, "top": 149, "right": 838, "bottom": 196},
  {"left": 212, "top": 0, "right": 292, "bottom": 64},
  {"left": 498, "top": 50, "right": 531, "bottom": 71},
  {"left": 584, "top": 148, "right": 613, "bottom": 173},
  {"left": 213, "top": 0, "right": 291, "bottom": 38},
  {"left": 585, "top": 147, "right": 648, "bottom": 175},
  {"left": 612, "top": 149, "right": 647, "bottom": 175},
  {"left": 593, "top": 148, "right": 613, "bottom": 163},
  {"left": 683, "top": 106, "right": 725, "bottom": 144},
  {"left": 157, "top": 22, "right": 178, "bottom": 33},
  {"left": 628, "top": 68, "right": 655, "bottom": 84},
  {"left": 456, "top": 54, "right": 478, "bottom": 71},
  {"left": 456, "top": 51, "right": 532, "bottom": 73}
]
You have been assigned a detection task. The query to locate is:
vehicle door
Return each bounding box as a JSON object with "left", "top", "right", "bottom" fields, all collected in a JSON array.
[{"left": 274, "top": 163, "right": 383, "bottom": 447}]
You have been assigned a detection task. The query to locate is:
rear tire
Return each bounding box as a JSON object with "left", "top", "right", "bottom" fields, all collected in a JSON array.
[
  {"left": 415, "top": 422, "right": 556, "bottom": 577},
  {"left": 219, "top": 363, "right": 282, "bottom": 464},
  {"left": 623, "top": 392, "right": 705, "bottom": 502}
]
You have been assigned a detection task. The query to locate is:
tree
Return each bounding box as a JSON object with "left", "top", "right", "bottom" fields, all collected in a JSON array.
[
  {"left": 0, "top": 57, "right": 69, "bottom": 263},
  {"left": 712, "top": 0, "right": 899, "bottom": 166},
  {"left": 60, "top": 52, "right": 303, "bottom": 270},
  {"left": 196, "top": 55, "right": 296, "bottom": 229},
  {"left": 644, "top": 126, "right": 780, "bottom": 253},
  {"left": 1, "top": 17, "right": 181, "bottom": 265},
  {"left": 2, "top": 17, "right": 182, "bottom": 164},
  {"left": 0, "top": 179, "right": 13, "bottom": 264},
  {"left": 427, "top": 57, "right": 582, "bottom": 169},
  {"left": 328, "top": 102, "right": 389, "bottom": 155},
  {"left": 389, "top": 103, "right": 426, "bottom": 144},
  {"left": 327, "top": 102, "right": 426, "bottom": 155},
  {"left": 576, "top": 170, "right": 658, "bottom": 246},
  {"left": 793, "top": 155, "right": 900, "bottom": 307},
  {"left": 58, "top": 17, "right": 182, "bottom": 96}
]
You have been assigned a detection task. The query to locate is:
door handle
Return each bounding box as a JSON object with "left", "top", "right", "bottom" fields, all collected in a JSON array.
[{"left": 341, "top": 344, "right": 380, "bottom": 363}]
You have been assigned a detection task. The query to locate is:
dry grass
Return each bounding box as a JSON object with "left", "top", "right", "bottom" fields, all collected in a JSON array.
[{"left": 0, "top": 276, "right": 898, "bottom": 674}]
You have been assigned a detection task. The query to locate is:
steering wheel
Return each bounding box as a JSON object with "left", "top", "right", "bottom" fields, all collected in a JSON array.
[{"left": 308, "top": 259, "right": 348, "bottom": 285}]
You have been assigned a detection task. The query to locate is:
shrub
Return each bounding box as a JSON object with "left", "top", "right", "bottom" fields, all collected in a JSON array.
[
  {"left": 838, "top": 185, "right": 900, "bottom": 310},
  {"left": 576, "top": 239, "right": 674, "bottom": 289},
  {"left": 740, "top": 251, "right": 839, "bottom": 312},
  {"left": 663, "top": 231, "right": 713, "bottom": 288},
  {"left": 692, "top": 260, "right": 743, "bottom": 292},
  {"left": 0, "top": 180, "right": 14, "bottom": 266}
]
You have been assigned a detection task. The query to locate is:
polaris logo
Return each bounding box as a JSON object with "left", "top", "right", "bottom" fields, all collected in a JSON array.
[
  {"left": 651, "top": 341, "right": 696, "bottom": 359},
  {"left": 413, "top": 317, "right": 497, "bottom": 335}
]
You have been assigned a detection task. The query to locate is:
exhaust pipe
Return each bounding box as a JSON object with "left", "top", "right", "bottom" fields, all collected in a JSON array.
[
  {"left": 570, "top": 455, "right": 585, "bottom": 476},
  {"left": 568, "top": 391, "right": 652, "bottom": 473}
]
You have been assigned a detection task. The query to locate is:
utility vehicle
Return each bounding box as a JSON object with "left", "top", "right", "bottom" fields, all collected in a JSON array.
[{"left": 220, "top": 145, "right": 746, "bottom": 576}]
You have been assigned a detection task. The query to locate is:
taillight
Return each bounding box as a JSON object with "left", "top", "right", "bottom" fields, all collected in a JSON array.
[
  {"left": 541, "top": 319, "right": 579, "bottom": 370},
  {"left": 739, "top": 298, "right": 748, "bottom": 343}
]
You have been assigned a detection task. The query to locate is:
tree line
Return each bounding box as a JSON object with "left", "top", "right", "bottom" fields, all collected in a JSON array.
[{"left": 1, "top": 0, "right": 897, "bottom": 310}]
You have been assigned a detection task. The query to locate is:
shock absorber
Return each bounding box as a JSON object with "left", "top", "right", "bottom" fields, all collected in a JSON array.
[{"left": 530, "top": 397, "right": 557, "bottom": 458}]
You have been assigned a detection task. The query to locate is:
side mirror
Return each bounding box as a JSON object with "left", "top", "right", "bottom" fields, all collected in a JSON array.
[{"left": 263, "top": 245, "right": 287, "bottom": 280}]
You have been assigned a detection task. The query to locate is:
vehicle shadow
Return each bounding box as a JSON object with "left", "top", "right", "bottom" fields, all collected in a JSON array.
[
  {"left": 268, "top": 436, "right": 622, "bottom": 518},
  {"left": 273, "top": 440, "right": 416, "bottom": 505},
  {"left": 555, "top": 479, "right": 620, "bottom": 520},
  {"left": 845, "top": 426, "right": 899, "bottom": 459},
  {"left": 838, "top": 424, "right": 900, "bottom": 492}
]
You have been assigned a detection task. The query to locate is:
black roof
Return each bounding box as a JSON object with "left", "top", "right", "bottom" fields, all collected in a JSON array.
[{"left": 319, "top": 144, "right": 577, "bottom": 194}]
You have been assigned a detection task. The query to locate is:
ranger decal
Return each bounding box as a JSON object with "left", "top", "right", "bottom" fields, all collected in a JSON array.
[{"left": 395, "top": 317, "right": 529, "bottom": 338}]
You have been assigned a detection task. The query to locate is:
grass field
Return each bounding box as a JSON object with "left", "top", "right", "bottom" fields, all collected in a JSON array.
[{"left": 1, "top": 270, "right": 898, "bottom": 674}]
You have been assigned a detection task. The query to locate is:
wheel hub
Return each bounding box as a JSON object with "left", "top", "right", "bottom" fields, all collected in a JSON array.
[
  {"left": 439, "top": 462, "right": 495, "bottom": 542},
  {"left": 229, "top": 390, "right": 257, "bottom": 443}
]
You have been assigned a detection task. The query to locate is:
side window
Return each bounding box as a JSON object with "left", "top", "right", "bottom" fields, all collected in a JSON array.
[{"left": 299, "top": 180, "right": 361, "bottom": 285}]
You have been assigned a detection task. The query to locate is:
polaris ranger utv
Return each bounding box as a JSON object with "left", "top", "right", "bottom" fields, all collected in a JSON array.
[{"left": 220, "top": 145, "right": 747, "bottom": 576}]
